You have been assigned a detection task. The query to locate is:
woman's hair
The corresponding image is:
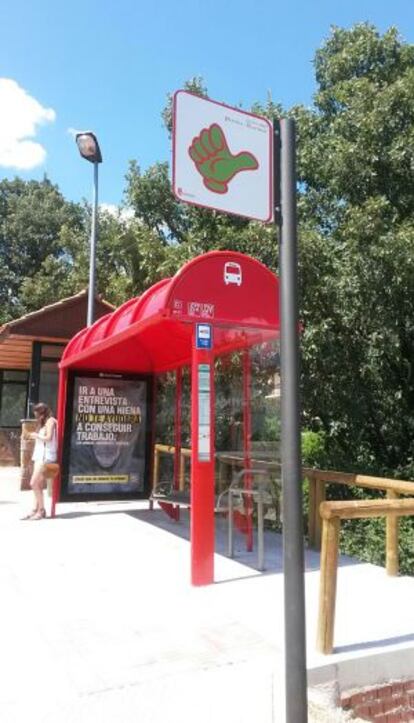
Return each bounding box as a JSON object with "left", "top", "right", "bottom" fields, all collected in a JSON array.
[{"left": 33, "top": 403, "right": 52, "bottom": 427}]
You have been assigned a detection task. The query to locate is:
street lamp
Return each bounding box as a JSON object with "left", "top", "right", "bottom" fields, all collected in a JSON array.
[{"left": 75, "top": 131, "right": 103, "bottom": 326}]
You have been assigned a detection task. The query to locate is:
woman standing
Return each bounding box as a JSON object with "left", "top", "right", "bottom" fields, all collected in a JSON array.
[{"left": 22, "top": 403, "right": 58, "bottom": 520}]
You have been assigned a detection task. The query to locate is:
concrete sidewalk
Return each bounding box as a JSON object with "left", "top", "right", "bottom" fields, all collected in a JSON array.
[{"left": 1, "top": 468, "right": 413, "bottom": 722}]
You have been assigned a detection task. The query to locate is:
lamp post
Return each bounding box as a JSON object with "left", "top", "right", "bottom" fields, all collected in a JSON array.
[{"left": 75, "top": 131, "right": 102, "bottom": 326}]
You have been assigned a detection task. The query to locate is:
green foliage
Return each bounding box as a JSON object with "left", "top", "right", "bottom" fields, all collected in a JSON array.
[
  {"left": 0, "top": 178, "right": 83, "bottom": 322},
  {"left": 162, "top": 76, "right": 208, "bottom": 136},
  {"left": 302, "top": 430, "right": 327, "bottom": 468},
  {"left": 297, "top": 24, "right": 414, "bottom": 478}
]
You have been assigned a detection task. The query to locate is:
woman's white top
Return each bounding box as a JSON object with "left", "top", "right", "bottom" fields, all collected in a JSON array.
[{"left": 32, "top": 418, "right": 58, "bottom": 463}]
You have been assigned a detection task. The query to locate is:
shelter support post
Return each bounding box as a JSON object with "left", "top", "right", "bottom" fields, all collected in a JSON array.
[
  {"left": 149, "top": 374, "right": 158, "bottom": 510},
  {"left": 51, "top": 366, "right": 68, "bottom": 517},
  {"left": 174, "top": 367, "right": 183, "bottom": 500},
  {"left": 242, "top": 349, "right": 253, "bottom": 552},
  {"left": 190, "top": 341, "right": 215, "bottom": 586}
]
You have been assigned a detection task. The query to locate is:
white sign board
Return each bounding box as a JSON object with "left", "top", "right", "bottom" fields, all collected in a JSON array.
[
  {"left": 173, "top": 91, "right": 273, "bottom": 223},
  {"left": 198, "top": 364, "right": 211, "bottom": 462}
]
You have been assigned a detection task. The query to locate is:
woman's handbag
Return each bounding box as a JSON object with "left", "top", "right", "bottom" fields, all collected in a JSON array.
[
  {"left": 41, "top": 462, "right": 60, "bottom": 479},
  {"left": 41, "top": 462, "right": 60, "bottom": 496},
  {"left": 41, "top": 420, "right": 59, "bottom": 491}
]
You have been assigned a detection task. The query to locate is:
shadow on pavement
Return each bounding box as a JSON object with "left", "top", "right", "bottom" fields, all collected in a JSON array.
[{"left": 53, "top": 503, "right": 361, "bottom": 577}]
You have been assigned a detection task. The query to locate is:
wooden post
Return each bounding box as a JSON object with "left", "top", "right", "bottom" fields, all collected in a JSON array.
[
  {"left": 309, "top": 477, "right": 326, "bottom": 550},
  {"left": 218, "top": 457, "right": 226, "bottom": 494},
  {"left": 20, "top": 419, "right": 36, "bottom": 491},
  {"left": 179, "top": 450, "right": 185, "bottom": 491},
  {"left": 307, "top": 472, "right": 316, "bottom": 547},
  {"left": 316, "top": 516, "right": 340, "bottom": 655},
  {"left": 152, "top": 447, "right": 160, "bottom": 495},
  {"left": 386, "top": 489, "right": 399, "bottom": 576}
]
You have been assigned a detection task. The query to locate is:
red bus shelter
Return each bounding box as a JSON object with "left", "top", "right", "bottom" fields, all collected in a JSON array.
[{"left": 53, "top": 251, "right": 280, "bottom": 585}]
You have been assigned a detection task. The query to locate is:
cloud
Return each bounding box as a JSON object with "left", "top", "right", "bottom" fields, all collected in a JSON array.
[
  {"left": 100, "top": 203, "right": 135, "bottom": 222},
  {"left": 0, "top": 78, "right": 56, "bottom": 170}
]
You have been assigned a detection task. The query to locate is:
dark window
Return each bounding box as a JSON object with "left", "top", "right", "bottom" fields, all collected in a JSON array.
[
  {"left": 38, "top": 360, "right": 59, "bottom": 413},
  {"left": 3, "top": 370, "right": 28, "bottom": 382},
  {"left": 39, "top": 344, "right": 65, "bottom": 359},
  {"left": 0, "top": 370, "right": 29, "bottom": 427},
  {"left": 30, "top": 342, "right": 65, "bottom": 415}
]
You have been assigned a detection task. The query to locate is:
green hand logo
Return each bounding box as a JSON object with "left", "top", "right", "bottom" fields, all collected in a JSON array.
[{"left": 188, "top": 123, "right": 259, "bottom": 194}]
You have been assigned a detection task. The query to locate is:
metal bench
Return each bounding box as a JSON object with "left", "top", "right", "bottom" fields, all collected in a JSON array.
[
  {"left": 151, "top": 468, "right": 279, "bottom": 571},
  {"left": 221, "top": 468, "right": 277, "bottom": 571},
  {"left": 151, "top": 488, "right": 191, "bottom": 506}
]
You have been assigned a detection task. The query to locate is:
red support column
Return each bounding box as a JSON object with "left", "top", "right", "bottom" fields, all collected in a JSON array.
[
  {"left": 174, "top": 367, "right": 183, "bottom": 491},
  {"left": 149, "top": 374, "right": 158, "bottom": 510},
  {"left": 51, "top": 366, "right": 67, "bottom": 518},
  {"left": 190, "top": 341, "right": 215, "bottom": 586},
  {"left": 243, "top": 349, "right": 253, "bottom": 552}
]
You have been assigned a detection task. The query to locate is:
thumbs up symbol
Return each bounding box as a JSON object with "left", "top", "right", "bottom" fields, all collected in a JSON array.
[{"left": 188, "top": 124, "right": 259, "bottom": 194}]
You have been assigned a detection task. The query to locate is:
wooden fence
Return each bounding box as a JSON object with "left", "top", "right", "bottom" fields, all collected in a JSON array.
[{"left": 316, "top": 497, "right": 414, "bottom": 654}]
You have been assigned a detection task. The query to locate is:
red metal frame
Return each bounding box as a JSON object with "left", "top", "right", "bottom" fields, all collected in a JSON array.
[
  {"left": 148, "top": 373, "right": 158, "bottom": 511},
  {"left": 174, "top": 367, "right": 183, "bottom": 491},
  {"left": 190, "top": 342, "right": 215, "bottom": 586},
  {"left": 243, "top": 349, "right": 253, "bottom": 552},
  {"left": 51, "top": 366, "right": 67, "bottom": 517},
  {"left": 56, "top": 251, "right": 280, "bottom": 585}
]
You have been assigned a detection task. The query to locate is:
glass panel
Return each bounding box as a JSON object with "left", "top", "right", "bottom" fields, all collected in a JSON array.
[
  {"left": 180, "top": 367, "right": 191, "bottom": 490},
  {"left": 250, "top": 341, "right": 281, "bottom": 458},
  {"left": 0, "top": 381, "right": 28, "bottom": 426},
  {"left": 154, "top": 372, "right": 176, "bottom": 490},
  {"left": 38, "top": 360, "right": 59, "bottom": 414},
  {"left": 3, "top": 370, "right": 29, "bottom": 382},
  {"left": 41, "top": 344, "right": 65, "bottom": 359},
  {"left": 215, "top": 351, "right": 243, "bottom": 493},
  {"left": 215, "top": 338, "right": 281, "bottom": 498}
]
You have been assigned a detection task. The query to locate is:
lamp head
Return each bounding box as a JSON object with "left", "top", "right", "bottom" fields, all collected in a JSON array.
[{"left": 75, "top": 131, "right": 102, "bottom": 163}]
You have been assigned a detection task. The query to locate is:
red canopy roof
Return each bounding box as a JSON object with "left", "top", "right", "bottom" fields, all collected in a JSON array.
[{"left": 61, "top": 251, "right": 279, "bottom": 374}]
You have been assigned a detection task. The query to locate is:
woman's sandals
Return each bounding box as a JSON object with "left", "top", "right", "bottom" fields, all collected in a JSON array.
[{"left": 21, "top": 509, "right": 46, "bottom": 521}]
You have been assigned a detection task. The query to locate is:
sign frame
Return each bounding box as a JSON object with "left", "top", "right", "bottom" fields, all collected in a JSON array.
[
  {"left": 196, "top": 323, "right": 213, "bottom": 350},
  {"left": 60, "top": 369, "right": 153, "bottom": 502},
  {"left": 172, "top": 90, "right": 274, "bottom": 224}
]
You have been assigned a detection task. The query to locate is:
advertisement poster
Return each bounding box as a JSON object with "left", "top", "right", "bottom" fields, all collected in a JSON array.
[{"left": 66, "top": 375, "right": 148, "bottom": 496}]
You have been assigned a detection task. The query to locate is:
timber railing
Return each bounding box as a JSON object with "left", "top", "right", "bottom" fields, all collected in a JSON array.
[
  {"left": 316, "top": 496, "right": 414, "bottom": 654},
  {"left": 152, "top": 443, "right": 191, "bottom": 494},
  {"left": 151, "top": 449, "right": 414, "bottom": 655},
  {"left": 152, "top": 454, "right": 414, "bottom": 575},
  {"left": 305, "top": 469, "right": 414, "bottom": 576},
  {"left": 152, "top": 443, "right": 280, "bottom": 495}
]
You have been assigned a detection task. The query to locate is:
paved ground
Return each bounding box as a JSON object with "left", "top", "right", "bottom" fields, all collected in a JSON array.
[{"left": 1, "top": 468, "right": 413, "bottom": 722}]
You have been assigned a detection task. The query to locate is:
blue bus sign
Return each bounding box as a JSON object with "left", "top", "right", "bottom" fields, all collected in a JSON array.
[{"left": 196, "top": 323, "right": 213, "bottom": 350}]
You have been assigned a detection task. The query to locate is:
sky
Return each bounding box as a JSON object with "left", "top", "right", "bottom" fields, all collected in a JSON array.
[{"left": 0, "top": 0, "right": 413, "bottom": 210}]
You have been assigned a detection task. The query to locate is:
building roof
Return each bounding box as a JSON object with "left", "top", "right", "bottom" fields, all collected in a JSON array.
[{"left": 0, "top": 290, "right": 114, "bottom": 343}]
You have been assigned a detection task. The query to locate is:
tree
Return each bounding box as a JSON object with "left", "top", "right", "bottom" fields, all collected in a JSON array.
[
  {"left": 0, "top": 177, "right": 84, "bottom": 322},
  {"left": 295, "top": 24, "right": 414, "bottom": 475}
]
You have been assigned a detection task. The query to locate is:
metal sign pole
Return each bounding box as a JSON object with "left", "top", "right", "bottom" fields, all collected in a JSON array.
[{"left": 277, "top": 117, "right": 308, "bottom": 722}]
